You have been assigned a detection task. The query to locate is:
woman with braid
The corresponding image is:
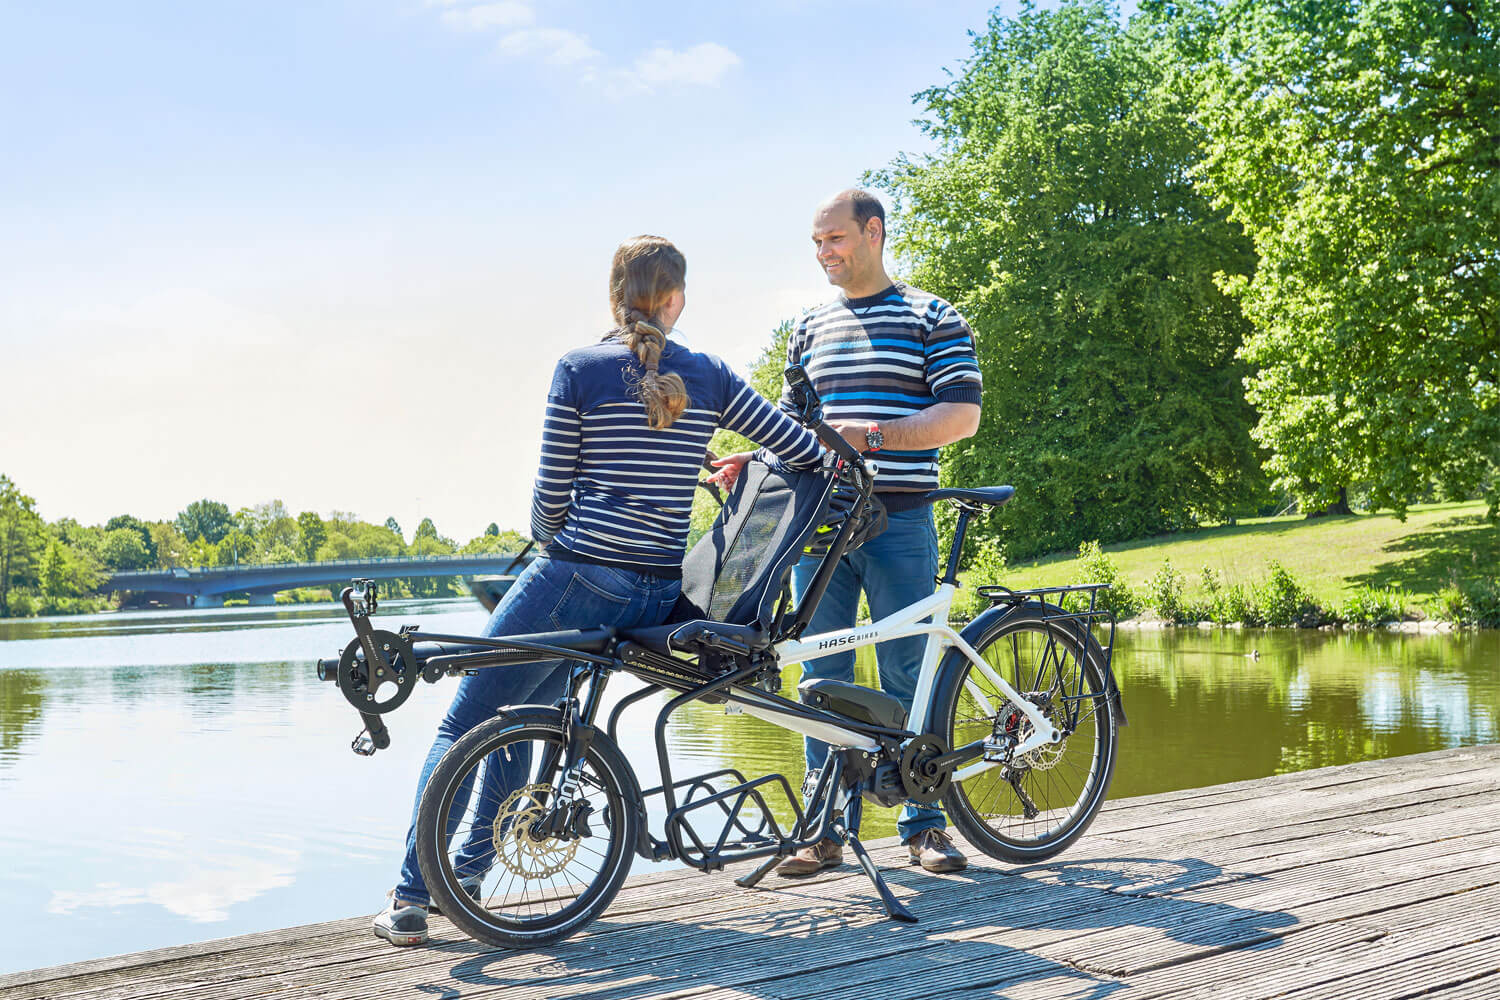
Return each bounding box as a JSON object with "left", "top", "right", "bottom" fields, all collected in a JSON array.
[{"left": 375, "top": 235, "right": 823, "bottom": 946}]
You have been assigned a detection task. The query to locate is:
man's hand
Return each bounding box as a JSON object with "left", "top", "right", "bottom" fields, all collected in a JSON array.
[
  {"left": 706, "top": 452, "right": 753, "bottom": 491},
  {"left": 829, "top": 421, "right": 871, "bottom": 454}
]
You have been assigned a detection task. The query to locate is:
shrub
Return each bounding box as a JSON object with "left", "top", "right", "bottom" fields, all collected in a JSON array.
[
  {"left": 1186, "top": 566, "right": 1221, "bottom": 622},
  {"left": 1255, "top": 562, "right": 1322, "bottom": 627},
  {"left": 1432, "top": 578, "right": 1500, "bottom": 627},
  {"left": 1341, "top": 586, "right": 1409, "bottom": 626},
  {"left": 1217, "top": 583, "right": 1262, "bottom": 626},
  {"left": 1146, "top": 559, "right": 1190, "bottom": 622},
  {"left": 1074, "top": 540, "right": 1140, "bottom": 619}
]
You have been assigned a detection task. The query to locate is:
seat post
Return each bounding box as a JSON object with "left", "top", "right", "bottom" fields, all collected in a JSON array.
[{"left": 940, "top": 506, "right": 973, "bottom": 586}]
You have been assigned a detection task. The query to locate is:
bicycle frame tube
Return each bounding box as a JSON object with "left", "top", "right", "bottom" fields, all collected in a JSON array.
[{"left": 770, "top": 583, "right": 1059, "bottom": 769}]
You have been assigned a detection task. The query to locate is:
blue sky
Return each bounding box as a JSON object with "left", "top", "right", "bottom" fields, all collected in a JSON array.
[{"left": 2, "top": 0, "right": 1020, "bottom": 540}]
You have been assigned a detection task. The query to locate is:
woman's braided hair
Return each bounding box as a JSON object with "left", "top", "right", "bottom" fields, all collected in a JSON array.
[{"left": 609, "top": 236, "right": 690, "bottom": 430}]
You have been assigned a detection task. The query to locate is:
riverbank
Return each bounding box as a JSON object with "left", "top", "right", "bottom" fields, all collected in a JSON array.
[{"left": 983, "top": 500, "right": 1500, "bottom": 628}]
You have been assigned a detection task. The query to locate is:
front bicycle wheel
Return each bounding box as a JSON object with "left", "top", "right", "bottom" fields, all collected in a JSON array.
[
  {"left": 934, "top": 606, "right": 1118, "bottom": 862},
  {"left": 416, "top": 711, "right": 639, "bottom": 949}
]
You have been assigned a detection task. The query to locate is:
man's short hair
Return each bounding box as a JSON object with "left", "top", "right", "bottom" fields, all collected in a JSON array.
[{"left": 844, "top": 189, "right": 886, "bottom": 245}]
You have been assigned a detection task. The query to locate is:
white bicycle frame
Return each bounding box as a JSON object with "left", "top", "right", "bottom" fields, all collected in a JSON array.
[{"left": 721, "top": 581, "right": 1063, "bottom": 782}]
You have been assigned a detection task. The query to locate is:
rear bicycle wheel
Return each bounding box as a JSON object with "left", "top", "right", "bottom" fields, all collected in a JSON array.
[
  {"left": 934, "top": 606, "right": 1118, "bottom": 862},
  {"left": 416, "top": 712, "right": 639, "bottom": 949}
]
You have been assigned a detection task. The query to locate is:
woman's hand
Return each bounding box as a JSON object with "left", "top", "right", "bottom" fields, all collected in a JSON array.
[{"left": 705, "top": 452, "right": 753, "bottom": 491}]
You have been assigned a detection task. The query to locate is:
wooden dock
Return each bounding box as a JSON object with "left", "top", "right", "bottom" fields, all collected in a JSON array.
[{"left": 6, "top": 744, "right": 1498, "bottom": 999}]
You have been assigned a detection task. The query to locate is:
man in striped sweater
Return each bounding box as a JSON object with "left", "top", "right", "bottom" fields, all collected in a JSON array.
[{"left": 718, "top": 188, "right": 983, "bottom": 874}]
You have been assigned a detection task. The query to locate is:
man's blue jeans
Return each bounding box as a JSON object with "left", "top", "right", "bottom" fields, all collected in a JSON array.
[
  {"left": 790, "top": 504, "right": 946, "bottom": 842},
  {"left": 393, "top": 555, "right": 680, "bottom": 906}
]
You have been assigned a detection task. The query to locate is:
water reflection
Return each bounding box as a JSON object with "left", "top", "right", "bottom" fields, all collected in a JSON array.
[
  {"left": 0, "top": 602, "right": 1495, "bottom": 974},
  {"left": 1112, "top": 628, "right": 1497, "bottom": 793},
  {"left": 0, "top": 670, "right": 45, "bottom": 770}
]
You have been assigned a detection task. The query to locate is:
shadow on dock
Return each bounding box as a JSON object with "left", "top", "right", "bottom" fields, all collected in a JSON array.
[{"left": 433, "top": 855, "right": 1295, "bottom": 999}]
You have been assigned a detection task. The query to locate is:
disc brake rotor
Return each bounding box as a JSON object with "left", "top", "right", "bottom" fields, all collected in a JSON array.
[
  {"left": 493, "top": 783, "right": 579, "bottom": 879},
  {"left": 1004, "top": 692, "right": 1066, "bottom": 770},
  {"left": 1020, "top": 736, "right": 1067, "bottom": 770}
]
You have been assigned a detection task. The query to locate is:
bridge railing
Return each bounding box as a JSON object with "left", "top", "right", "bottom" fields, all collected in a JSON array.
[{"left": 107, "top": 552, "right": 532, "bottom": 580}]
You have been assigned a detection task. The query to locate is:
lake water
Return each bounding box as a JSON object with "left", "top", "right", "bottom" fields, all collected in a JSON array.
[{"left": 0, "top": 599, "right": 1495, "bottom": 974}]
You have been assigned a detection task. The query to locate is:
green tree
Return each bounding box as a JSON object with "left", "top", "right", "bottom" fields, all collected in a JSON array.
[
  {"left": 101, "top": 527, "right": 152, "bottom": 571},
  {"left": 148, "top": 522, "right": 190, "bottom": 569},
  {"left": 243, "top": 501, "right": 298, "bottom": 553},
  {"left": 37, "top": 536, "right": 100, "bottom": 609},
  {"left": 1197, "top": 0, "right": 1500, "bottom": 517},
  {"left": 875, "top": 0, "right": 1265, "bottom": 560},
  {"left": 105, "top": 514, "right": 158, "bottom": 565},
  {"left": 485, "top": 522, "right": 499, "bottom": 537},
  {"left": 316, "top": 513, "right": 404, "bottom": 561},
  {"left": 0, "top": 476, "right": 45, "bottom": 617},
  {"left": 385, "top": 516, "right": 404, "bottom": 540},
  {"left": 297, "top": 511, "right": 327, "bottom": 561},
  {"left": 39, "top": 540, "right": 66, "bottom": 603},
  {"left": 176, "top": 499, "right": 233, "bottom": 545},
  {"left": 213, "top": 528, "right": 256, "bottom": 567},
  {"left": 461, "top": 527, "right": 530, "bottom": 555}
]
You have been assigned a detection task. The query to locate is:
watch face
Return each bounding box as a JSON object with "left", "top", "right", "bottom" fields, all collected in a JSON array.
[{"left": 866, "top": 427, "right": 883, "bottom": 451}]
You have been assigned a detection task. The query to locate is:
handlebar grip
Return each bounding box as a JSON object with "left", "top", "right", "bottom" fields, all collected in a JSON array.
[{"left": 814, "top": 423, "right": 866, "bottom": 467}]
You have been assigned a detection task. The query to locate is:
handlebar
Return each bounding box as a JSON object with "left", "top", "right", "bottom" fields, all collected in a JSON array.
[{"left": 784, "top": 363, "right": 873, "bottom": 483}]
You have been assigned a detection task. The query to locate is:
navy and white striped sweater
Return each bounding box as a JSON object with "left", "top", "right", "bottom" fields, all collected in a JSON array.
[
  {"left": 531, "top": 339, "right": 821, "bottom": 576},
  {"left": 783, "top": 283, "right": 982, "bottom": 510}
]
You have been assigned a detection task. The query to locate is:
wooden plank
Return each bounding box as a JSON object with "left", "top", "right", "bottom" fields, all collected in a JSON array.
[{"left": 4, "top": 744, "right": 1498, "bottom": 1000}]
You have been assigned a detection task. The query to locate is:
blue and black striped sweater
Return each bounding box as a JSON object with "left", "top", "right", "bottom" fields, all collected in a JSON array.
[
  {"left": 531, "top": 338, "right": 821, "bottom": 577},
  {"left": 783, "top": 283, "right": 983, "bottom": 510}
]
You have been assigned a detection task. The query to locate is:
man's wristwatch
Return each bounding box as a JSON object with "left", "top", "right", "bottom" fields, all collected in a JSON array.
[{"left": 865, "top": 422, "right": 884, "bottom": 452}]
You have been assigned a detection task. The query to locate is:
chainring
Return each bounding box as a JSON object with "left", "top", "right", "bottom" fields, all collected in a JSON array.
[
  {"left": 493, "top": 783, "right": 579, "bottom": 879},
  {"left": 899, "top": 734, "right": 952, "bottom": 805},
  {"left": 336, "top": 629, "right": 417, "bottom": 715}
]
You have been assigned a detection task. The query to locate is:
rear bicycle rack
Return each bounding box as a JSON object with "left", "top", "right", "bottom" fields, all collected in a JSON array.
[{"left": 978, "top": 582, "right": 1126, "bottom": 727}]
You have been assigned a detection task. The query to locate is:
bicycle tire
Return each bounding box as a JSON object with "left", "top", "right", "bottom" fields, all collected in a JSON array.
[
  {"left": 416, "top": 711, "right": 639, "bottom": 949},
  {"left": 932, "top": 604, "right": 1119, "bottom": 862}
]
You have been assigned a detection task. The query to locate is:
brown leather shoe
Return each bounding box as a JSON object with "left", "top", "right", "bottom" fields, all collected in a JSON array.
[
  {"left": 775, "top": 837, "right": 844, "bottom": 877},
  {"left": 905, "top": 828, "right": 968, "bottom": 873}
]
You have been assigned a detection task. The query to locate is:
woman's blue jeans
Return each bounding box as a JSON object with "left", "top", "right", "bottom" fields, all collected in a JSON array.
[
  {"left": 790, "top": 505, "right": 947, "bottom": 843},
  {"left": 393, "top": 555, "right": 680, "bottom": 906}
]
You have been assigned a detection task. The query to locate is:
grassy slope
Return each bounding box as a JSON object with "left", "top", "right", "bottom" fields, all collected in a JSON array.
[{"left": 988, "top": 500, "right": 1499, "bottom": 605}]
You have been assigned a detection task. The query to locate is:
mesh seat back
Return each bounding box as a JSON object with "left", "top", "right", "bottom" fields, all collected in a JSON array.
[{"left": 672, "top": 460, "right": 836, "bottom": 629}]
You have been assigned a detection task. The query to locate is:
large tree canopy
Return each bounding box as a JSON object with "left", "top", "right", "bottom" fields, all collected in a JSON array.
[
  {"left": 877, "top": 0, "right": 1265, "bottom": 560},
  {"left": 175, "top": 499, "right": 233, "bottom": 545},
  {"left": 1198, "top": 0, "right": 1500, "bottom": 516}
]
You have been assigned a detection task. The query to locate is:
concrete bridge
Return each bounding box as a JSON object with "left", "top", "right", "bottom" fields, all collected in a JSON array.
[{"left": 103, "top": 553, "right": 530, "bottom": 608}]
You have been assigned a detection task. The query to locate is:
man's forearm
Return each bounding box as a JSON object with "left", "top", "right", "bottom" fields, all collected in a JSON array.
[{"left": 876, "top": 402, "right": 981, "bottom": 451}]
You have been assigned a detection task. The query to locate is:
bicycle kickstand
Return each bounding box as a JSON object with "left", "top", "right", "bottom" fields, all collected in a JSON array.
[
  {"left": 832, "top": 813, "right": 917, "bottom": 924},
  {"left": 735, "top": 852, "right": 782, "bottom": 889}
]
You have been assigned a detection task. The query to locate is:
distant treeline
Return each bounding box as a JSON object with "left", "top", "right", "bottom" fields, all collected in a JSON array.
[{"left": 0, "top": 478, "right": 525, "bottom": 617}]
